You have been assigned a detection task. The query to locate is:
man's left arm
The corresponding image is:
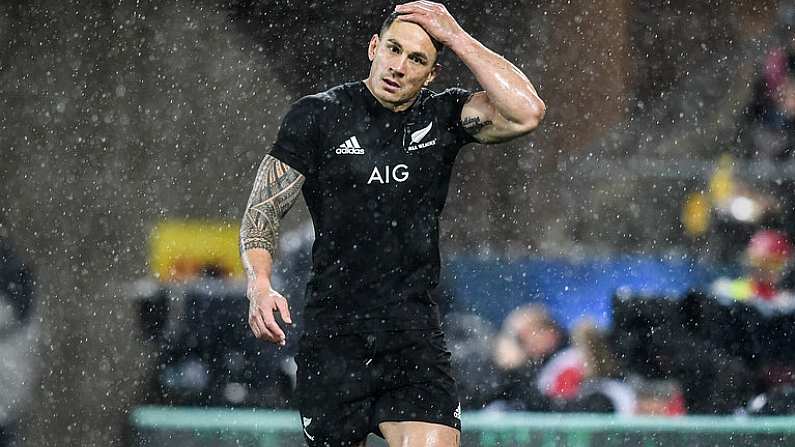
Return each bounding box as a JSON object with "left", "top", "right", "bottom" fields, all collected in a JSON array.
[{"left": 396, "top": 1, "right": 546, "bottom": 144}]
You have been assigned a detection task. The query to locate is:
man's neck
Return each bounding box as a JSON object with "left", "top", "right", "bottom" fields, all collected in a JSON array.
[{"left": 363, "top": 78, "right": 418, "bottom": 113}]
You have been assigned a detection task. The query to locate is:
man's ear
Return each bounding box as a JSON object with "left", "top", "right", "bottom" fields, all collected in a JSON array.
[
  {"left": 368, "top": 34, "right": 379, "bottom": 62},
  {"left": 424, "top": 63, "right": 441, "bottom": 87}
]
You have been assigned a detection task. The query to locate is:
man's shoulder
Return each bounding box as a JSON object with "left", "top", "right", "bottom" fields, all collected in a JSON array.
[
  {"left": 421, "top": 86, "right": 474, "bottom": 105},
  {"left": 416, "top": 87, "right": 475, "bottom": 128},
  {"left": 295, "top": 81, "right": 361, "bottom": 109}
]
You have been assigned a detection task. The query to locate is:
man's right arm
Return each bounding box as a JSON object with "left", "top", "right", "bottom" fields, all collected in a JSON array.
[{"left": 240, "top": 154, "right": 305, "bottom": 345}]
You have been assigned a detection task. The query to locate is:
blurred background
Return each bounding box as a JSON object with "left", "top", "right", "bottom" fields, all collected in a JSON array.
[{"left": 3, "top": 0, "right": 795, "bottom": 445}]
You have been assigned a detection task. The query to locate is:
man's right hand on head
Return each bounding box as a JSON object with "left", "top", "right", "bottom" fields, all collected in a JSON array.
[{"left": 247, "top": 280, "right": 293, "bottom": 346}]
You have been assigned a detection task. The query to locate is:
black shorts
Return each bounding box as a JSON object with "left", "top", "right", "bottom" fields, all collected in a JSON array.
[{"left": 295, "top": 328, "right": 461, "bottom": 446}]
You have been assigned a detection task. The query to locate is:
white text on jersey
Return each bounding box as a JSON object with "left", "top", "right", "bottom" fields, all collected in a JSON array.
[
  {"left": 336, "top": 136, "right": 365, "bottom": 155},
  {"left": 368, "top": 164, "right": 409, "bottom": 184}
]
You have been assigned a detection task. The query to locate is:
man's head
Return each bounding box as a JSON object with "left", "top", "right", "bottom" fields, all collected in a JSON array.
[
  {"left": 380, "top": 12, "right": 444, "bottom": 56},
  {"left": 366, "top": 12, "right": 442, "bottom": 110},
  {"left": 494, "top": 303, "right": 564, "bottom": 370},
  {"left": 503, "top": 304, "right": 563, "bottom": 360}
]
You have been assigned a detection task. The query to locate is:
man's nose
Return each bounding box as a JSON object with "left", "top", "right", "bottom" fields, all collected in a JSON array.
[{"left": 390, "top": 56, "right": 408, "bottom": 77}]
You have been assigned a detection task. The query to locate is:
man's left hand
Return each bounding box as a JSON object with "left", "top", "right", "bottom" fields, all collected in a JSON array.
[{"left": 394, "top": 1, "right": 465, "bottom": 47}]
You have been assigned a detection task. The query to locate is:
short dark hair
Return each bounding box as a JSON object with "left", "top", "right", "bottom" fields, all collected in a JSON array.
[{"left": 380, "top": 12, "right": 445, "bottom": 63}]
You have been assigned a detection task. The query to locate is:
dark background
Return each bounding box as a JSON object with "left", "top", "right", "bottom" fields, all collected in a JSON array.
[{"left": 0, "top": 0, "right": 780, "bottom": 444}]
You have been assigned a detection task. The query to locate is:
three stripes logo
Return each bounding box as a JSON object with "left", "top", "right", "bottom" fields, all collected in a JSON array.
[{"left": 336, "top": 136, "right": 365, "bottom": 155}]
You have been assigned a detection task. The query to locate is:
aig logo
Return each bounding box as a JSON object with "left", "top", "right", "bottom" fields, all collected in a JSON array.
[{"left": 368, "top": 164, "right": 409, "bottom": 184}]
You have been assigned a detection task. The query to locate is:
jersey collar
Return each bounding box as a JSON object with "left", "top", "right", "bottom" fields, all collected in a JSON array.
[{"left": 359, "top": 80, "right": 429, "bottom": 117}]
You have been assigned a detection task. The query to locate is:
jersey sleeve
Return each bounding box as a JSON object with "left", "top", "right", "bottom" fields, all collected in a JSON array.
[
  {"left": 268, "top": 96, "right": 323, "bottom": 177},
  {"left": 442, "top": 87, "right": 478, "bottom": 147}
]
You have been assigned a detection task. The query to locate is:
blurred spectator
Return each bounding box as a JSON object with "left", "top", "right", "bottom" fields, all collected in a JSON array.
[
  {"left": 734, "top": 68, "right": 795, "bottom": 160},
  {"left": 493, "top": 304, "right": 564, "bottom": 371},
  {"left": 722, "top": 4, "right": 795, "bottom": 246},
  {"left": 535, "top": 321, "right": 594, "bottom": 402},
  {"left": 711, "top": 229, "right": 795, "bottom": 310},
  {"left": 0, "top": 228, "right": 38, "bottom": 447},
  {"left": 488, "top": 304, "right": 566, "bottom": 411},
  {"left": 689, "top": 6, "right": 795, "bottom": 261},
  {"left": 537, "top": 319, "right": 642, "bottom": 415},
  {"left": 682, "top": 155, "right": 782, "bottom": 264},
  {"left": 612, "top": 290, "right": 757, "bottom": 414},
  {"left": 696, "top": 227, "right": 795, "bottom": 409},
  {"left": 735, "top": 4, "right": 795, "bottom": 161}
]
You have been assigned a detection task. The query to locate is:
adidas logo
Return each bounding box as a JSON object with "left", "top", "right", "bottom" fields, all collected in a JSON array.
[{"left": 336, "top": 136, "right": 365, "bottom": 155}]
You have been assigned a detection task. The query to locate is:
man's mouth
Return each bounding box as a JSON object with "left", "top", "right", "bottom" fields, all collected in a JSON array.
[{"left": 382, "top": 78, "right": 401, "bottom": 90}]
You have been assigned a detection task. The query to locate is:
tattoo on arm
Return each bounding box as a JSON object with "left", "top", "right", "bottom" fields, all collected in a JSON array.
[
  {"left": 462, "top": 116, "right": 493, "bottom": 135},
  {"left": 240, "top": 155, "right": 305, "bottom": 254}
]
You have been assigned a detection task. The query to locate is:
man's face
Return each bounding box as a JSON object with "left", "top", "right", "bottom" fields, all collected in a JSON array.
[{"left": 367, "top": 19, "right": 438, "bottom": 108}]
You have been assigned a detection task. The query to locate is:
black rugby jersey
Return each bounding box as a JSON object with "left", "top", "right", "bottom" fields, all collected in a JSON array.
[{"left": 269, "top": 81, "right": 475, "bottom": 334}]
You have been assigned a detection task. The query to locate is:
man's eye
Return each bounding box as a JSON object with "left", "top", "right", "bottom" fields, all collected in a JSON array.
[
  {"left": 389, "top": 46, "right": 400, "bottom": 53},
  {"left": 411, "top": 56, "right": 426, "bottom": 65}
]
